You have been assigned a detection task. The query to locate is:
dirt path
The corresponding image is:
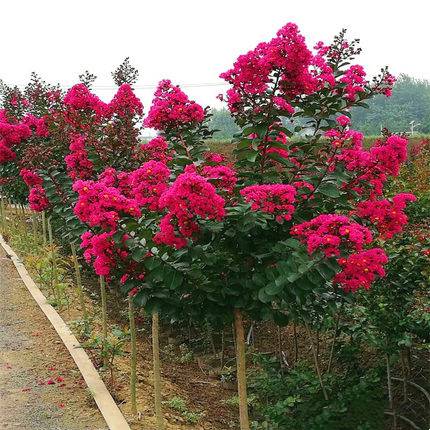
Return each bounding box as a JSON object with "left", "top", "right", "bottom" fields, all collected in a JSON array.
[{"left": 0, "top": 246, "right": 108, "bottom": 430}]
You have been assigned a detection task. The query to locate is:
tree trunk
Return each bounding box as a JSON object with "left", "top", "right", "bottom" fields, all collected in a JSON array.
[
  {"left": 234, "top": 309, "right": 250, "bottom": 430},
  {"left": 326, "top": 313, "right": 341, "bottom": 374},
  {"left": 152, "top": 311, "right": 165, "bottom": 430},
  {"left": 129, "top": 298, "right": 137, "bottom": 415},
  {"left": 386, "top": 354, "right": 397, "bottom": 429},
  {"left": 99, "top": 275, "right": 108, "bottom": 368},
  {"left": 293, "top": 323, "right": 299, "bottom": 363},
  {"left": 305, "top": 324, "right": 328, "bottom": 401}
]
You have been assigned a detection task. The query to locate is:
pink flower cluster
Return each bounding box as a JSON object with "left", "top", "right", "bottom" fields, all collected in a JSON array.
[
  {"left": 336, "top": 115, "right": 350, "bottom": 127},
  {"left": 19, "top": 168, "right": 49, "bottom": 212},
  {"left": 154, "top": 172, "right": 226, "bottom": 249},
  {"left": 129, "top": 161, "right": 171, "bottom": 210},
  {"left": 22, "top": 114, "right": 49, "bottom": 137},
  {"left": 340, "top": 65, "right": 366, "bottom": 101},
  {"left": 140, "top": 136, "right": 172, "bottom": 163},
  {"left": 144, "top": 80, "right": 205, "bottom": 130},
  {"left": 201, "top": 165, "right": 237, "bottom": 194},
  {"left": 293, "top": 181, "right": 315, "bottom": 200},
  {"left": 355, "top": 193, "right": 416, "bottom": 239},
  {"left": 64, "top": 84, "right": 107, "bottom": 117},
  {"left": 65, "top": 135, "right": 94, "bottom": 180},
  {"left": 272, "top": 97, "right": 295, "bottom": 114},
  {"left": 73, "top": 175, "right": 141, "bottom": 230},
  {"left": 204, "top": 152, "right": 226, "bottom": 164},
  {"left": 28, "top": 185, "right": 49, "bottom": 212},
  {"left": 327, "top": 130, "right": 409, "bottom": 196},
  {"left": 81, "top": 231, "right": 127, "bottom": 276},
  {"left": 240, "top": 184, "right": 296, "bottom": 222},
  {"left": 20, "top": 168, "right": 43, "bottom": 187},
  {"left": 0, "top": 112, "right": 31, "bottom": 164},
  {"left": 220, "top": 23, "right": 334, "bottom": 112},
  {"left": 108, "top": 84, "right": 144, "bottom": 118},
  {"left": 334, "top": 248, "right": 388, "bottom": 292},
  {"left": 291, "top": 214, "right": 373, "bottom": 257}
]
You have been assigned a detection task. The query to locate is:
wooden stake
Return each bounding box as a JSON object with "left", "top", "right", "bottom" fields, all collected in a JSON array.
[
  {"left": 129, "top": 297, "right": 137, "bottom": 415},
  {"left": 152, "top": 311, "right": 165, "bottom": 429},
  {"left": 234, "top": 309, "right": 250, "bottom": 430},
  {"left": 47, "top": 217, "right": 60, "bottom": 303},
  {"left": 99, "top": 275, "right": 108, "bottom": 368},
  {"left": 0, "top": 194, "right": 5, "bottom": 233},
  {"left": 386, "top": 354, "right": 397, "bottom": 429},
  {"left": 41, "top": 211, "right": 47, "bottom": 246}
]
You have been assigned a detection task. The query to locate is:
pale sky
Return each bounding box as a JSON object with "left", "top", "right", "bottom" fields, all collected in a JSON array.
[{"left": 1, "top": 0, "right": 428, "bottom": 109}]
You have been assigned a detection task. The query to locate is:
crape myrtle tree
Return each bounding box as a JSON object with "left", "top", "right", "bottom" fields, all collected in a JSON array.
[
  {"left": 0, "top": 61, "right": 147, "bottom": 412},
  {"left": 0, "top": 23, "right": 417, "bottom": 430},
  {"left": 112, "top": 24, "right": 413, "bottom": 430}
]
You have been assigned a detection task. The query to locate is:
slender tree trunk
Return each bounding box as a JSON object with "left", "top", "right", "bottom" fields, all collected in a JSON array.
[
  {"left": 206, "top": 320, "right": 217, "bottom": 355},
  {"left": 305, "top": 324, "right": 328, "bottom": 401},
  {"left": 129, "top": 298, "right": 137, "bottom": 415},
  {"left": 152, "top": 311, "right": 165, "bottom": 430},
  {"left": 386, "top": 354, "right": 397, "bottom": 429},
  {"left": 220, "top": 327, "right": 225, "bottom": 369},
  {"left": 70, "top": 243, "right": 87, "bottom": 321},
  {"left": 400, "top": 350, "right": 408, "bottom": 403},
  {"left": 326, "top": 313, "right": 341, "bottom": 374},
  {"left": 293, "top": 323, "right": 299, "bottom": 364},
  {"left": 234, "top": 309, "right": 250, "bottom": 430},
  {"left": 99, "top": 275, "right": 108, "bottom": 368},
  {"left": 277, "top": 326, "right": 283, "bottom": 368}
]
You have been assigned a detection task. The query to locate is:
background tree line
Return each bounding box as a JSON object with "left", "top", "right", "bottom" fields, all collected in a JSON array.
[{"left": 209, "top": 74, "right": 430, "bottom": 138}]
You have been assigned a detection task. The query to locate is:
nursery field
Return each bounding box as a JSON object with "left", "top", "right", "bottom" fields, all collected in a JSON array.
[{"left": 0, "top": 22, "right": 429, "bottom": 430}]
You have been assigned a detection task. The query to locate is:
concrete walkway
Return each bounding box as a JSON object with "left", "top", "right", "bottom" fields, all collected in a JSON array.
[{"left": 0, "top": 247, "right": 107, "bottom": 430}]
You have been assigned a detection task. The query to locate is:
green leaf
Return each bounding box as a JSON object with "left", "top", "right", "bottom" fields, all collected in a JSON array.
[
  {"left": 131, "top": 248, "right": 146, "bottom": 262},
  {"left": 318, "top": 182, "right": 341, "bottom": 198}
]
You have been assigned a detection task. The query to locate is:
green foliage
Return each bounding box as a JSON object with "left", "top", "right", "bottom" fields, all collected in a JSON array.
[
  {"left": 209, "top": 108, "right": 241, "bottom": 139},
  {"left": 352, "top": 74, "right": 430, "bottom": 134},
  {"left": 165, "top": 396, "right": 204, "bottom": 424},
  {"left": 345, "top": 231, "right": 430, "bottom": 353},
  {"left": 249, "top": 355, "right": 385, "bottom": 430}
]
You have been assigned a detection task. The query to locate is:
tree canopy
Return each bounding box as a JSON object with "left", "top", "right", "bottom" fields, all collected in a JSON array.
[{"left": 351, "top": 74, "right": 430, "bottom": 134}]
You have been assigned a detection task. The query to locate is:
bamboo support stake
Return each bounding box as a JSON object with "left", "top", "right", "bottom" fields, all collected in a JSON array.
[
  {"left": 234, "top": 309, "right": 250, "bottom": 430},
  {"left": 0, "top": 194, "right": 5, "bottom": 233},
  {"left": 152, "top": 311, "right": 165, "bottom": 430},
  {"left": 128, "top": 297, "right": 137, "bottom": 415},
  {"left": 99, "top": 275, "right": 108, "bottom": 368},
  {"left": 31, "top": 213, "right": 37, "bottom": 238},
  {"left": 41, "top": 211, "right": 47, "bottom": 246},
  {"left": 70, "top": 243, "right": 88, "bottom": 321},
  {"left": 47, "top": 217, "right": 60, "bottom": 303}
]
